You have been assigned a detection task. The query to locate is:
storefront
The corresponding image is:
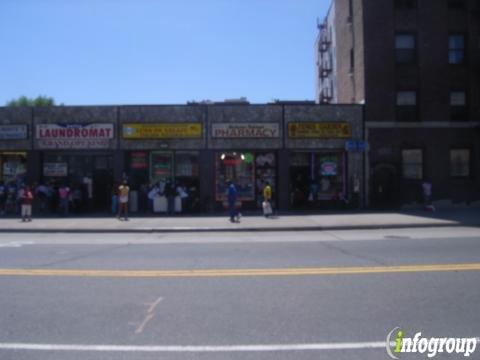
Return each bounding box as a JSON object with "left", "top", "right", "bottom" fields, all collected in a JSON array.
[
  {"left": 35, "top": 122, "right": 116, "bottom": 212},
  {"left": 120, "top": 116, "right": 205, "bottom": 213},
  {"left": 0, "top": 104, "right": 366, "bottom": 213},
  {"left": 214, "top": 150, "right": 277, "bottom": 210},
  {"left": 0, "top": 124, "right": 29, "bottom": 185},
  {"left": 125, "top": 149, "right": 201, "bottom": 212},
  {"left": 0, "top": 152, "right": 27, "bottom": 185},
  {"left": 209, "top": 112, "right": 283, "bottom": 211},
  {"left": 289, "top": 151, "right": 346, "bottom": 208},
  {"left": 285, "top": 105, "right": 364, "bottom": 210}
]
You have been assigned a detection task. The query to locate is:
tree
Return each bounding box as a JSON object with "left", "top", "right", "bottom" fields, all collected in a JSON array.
[{"left": 6, "top": 95, "right": 56, "bottom": 107}]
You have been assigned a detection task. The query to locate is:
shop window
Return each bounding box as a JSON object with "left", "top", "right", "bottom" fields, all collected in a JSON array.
[
  {"left": 395, "top": 34, "right": 416, "bottom": 64},
  {"left": 150, "top": 151, "right": 174, "bottom": 184},
  {"left": 175, "top": 152, "right": 199, "bottom": 177},
  {"left": 449, "top": 34, "right": 465, "bottom": 64},
  {"left": 450, "top": 149, "right": 470, "bottom": 177},
  {"left": 396, "top": 91, "right": 418, "bottom": 121},
  {"left": 255, "top": 152, "right": 276, "bottom": 207},
  {"left": 450, "top": 91, "right": 467, "bottom": 121},
  {"left": 215, "top": 152, "right": 255, "bottom": 202},
  {"left": 289, "top": 152, "right": 345, "bottom": 208},
  {"left": 128, "top": 151, "right": 149, "bottom": 188},
  {"left": 402, "top": 149, "right": 423, "bottom": 179},
  {"left": 0, "top": 152, "right": 27, "bottom": 185}
]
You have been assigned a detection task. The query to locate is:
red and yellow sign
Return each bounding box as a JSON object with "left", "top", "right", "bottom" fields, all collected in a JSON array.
[
  {"left": 123, "top": 123, "right": 202, "bottom": 139},
  {"left": 288, "top": 122, "right": 351, "bottom": 138}
]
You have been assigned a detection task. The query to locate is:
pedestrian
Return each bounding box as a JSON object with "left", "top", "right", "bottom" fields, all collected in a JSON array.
[
  {"left": 148, "top": 183, "right": 159, "bottom": 213},
  {"left": 177, "top": 183, "right": 188, "bottom": 213},
  {"left": 118, "top": 180, "right": 130, "bottom": 220},
  {"left": 0, "top": 181, "right": 6, "bottom": 216},
  {"left": 111, "top": 186, "right": 118, "bottom": 215},
  {"left": 58, "top": 184, "right": 70, "bottom": 216},
  {"left": 227, "top": 180, "right": 240, "bottom": 223},
  {"left": 165, "top": 180, "right": 176, "bottom": 215},
  {"left": 422, "top": 180, "right": 434, "bottom": 211},
  {"left": 83, "top": 175, "right": 93, "bottom": 211},
  {"left": 262, "top": 180, "right": 273, "bottom": 218},
  {"left": 35, "top": 182, "right": 49, "bottom": 214},
  {"left": 20, "top": 185, "right": 33, "bottom": 222}
]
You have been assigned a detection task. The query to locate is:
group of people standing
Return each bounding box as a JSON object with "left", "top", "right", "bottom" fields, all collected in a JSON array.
[
  {"left": 0, "top": 180, "right": 85, "bottom": 221},
  {"left": 227, "top": 179, "right": 273, "bottom": 223},
  {"left": 113, "top": 179, "right": 190, "bottom": 220}
]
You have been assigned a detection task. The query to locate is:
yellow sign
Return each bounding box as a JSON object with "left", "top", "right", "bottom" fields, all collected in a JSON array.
[
  {"left": 288, "top": 122, "right": 351, "bottom": 138},
  {"left": 122, "top": 123, "right": 202, "bottom": 139}
]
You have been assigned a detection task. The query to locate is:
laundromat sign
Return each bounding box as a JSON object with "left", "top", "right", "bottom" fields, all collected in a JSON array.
[
  {"left": 36, "top": 123, "right": 114, "bottom": 149},
  {"left": 288, "top": 122, "right": 351, "bottom": 138}
]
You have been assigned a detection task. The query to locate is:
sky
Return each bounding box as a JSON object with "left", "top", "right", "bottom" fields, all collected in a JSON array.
[{"left": 0, "top": 0, "right": 329, "bottom": 106}]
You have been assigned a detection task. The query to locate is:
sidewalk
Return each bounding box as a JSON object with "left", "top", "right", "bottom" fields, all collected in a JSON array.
[{"left": 0, "top": 209, "right": 479, "bottom": 233}]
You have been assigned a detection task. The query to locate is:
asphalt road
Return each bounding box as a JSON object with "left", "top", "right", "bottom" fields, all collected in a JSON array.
[{"left": 0, "top": 227, "right": 479, "bottom": 360}]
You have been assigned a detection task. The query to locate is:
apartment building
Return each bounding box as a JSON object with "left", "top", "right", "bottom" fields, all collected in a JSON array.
[{"left": 316, "top": 0, "right": 480, "bottom": 208}]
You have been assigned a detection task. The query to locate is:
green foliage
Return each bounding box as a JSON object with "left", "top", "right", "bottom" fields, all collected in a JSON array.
[{"left": 6, "top": 95, "right": 56, "bottom": 107}]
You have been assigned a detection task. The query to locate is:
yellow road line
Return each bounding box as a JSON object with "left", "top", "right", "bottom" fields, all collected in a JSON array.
[{"left": 0, "top": 263, "right": 479, "bottom": 278}]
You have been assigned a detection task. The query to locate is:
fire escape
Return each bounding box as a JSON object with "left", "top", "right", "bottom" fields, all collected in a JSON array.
[{"left": 318, "top": 22, "right": 333, "bottom": 104}]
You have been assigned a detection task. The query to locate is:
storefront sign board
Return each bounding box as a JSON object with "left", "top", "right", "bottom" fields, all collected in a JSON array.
[
  {"left": 43, "top": 162, "right": 68, "bottom": 177},
  {"left": 36, "top": 124, "right": 114, "bottom": 149},
  {"left": 288, "top": 122, "right": 351, "bottom": 138},
  {"left": 0, "top": 125, "right": 28, "bottom": 140},
  {"left": 123, "top": 123, "right": 202, "bottom": 139},
  {"left": 212, "top": 123, "right": 279, "bottom": 138}
]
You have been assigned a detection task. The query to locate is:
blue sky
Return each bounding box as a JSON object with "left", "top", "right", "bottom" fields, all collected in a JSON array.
[{"left": 0, "top": 0, "right": 329, "bottom": 105}]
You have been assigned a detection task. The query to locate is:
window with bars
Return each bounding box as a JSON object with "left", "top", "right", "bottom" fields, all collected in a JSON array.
[
  {"left": 395, "top": 34, "right": 416, "bottom": 64},
  {"left": 449, "top": 34, "right": 465, "bottom": 64},
  {"left": 450, "top": 149, "right": 470, "bottom": 177},
  {"left": 396, "top": 91, "right": 418, "bottom": 122},
  {"left": 450, "top": 91, "right": 468, "bottom": 121},
  {"left": 402, "top": 149, "right": 423, "bottom": 180}
]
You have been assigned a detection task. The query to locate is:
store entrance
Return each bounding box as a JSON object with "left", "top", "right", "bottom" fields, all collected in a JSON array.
[
  {"left": 289, "top": 151, "right": 347, "bottom": 210},
  {"left": 42, "top": 153, "right": 114, "bottom": 213}
]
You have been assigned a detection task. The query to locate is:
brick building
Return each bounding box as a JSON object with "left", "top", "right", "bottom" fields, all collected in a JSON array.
[{"left": 316, "top": 0, "right": 480, "bottom": 208}]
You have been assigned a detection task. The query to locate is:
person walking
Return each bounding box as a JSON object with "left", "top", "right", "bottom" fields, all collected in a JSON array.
[
  {"left": 58, "top": 184, "right": 70, "bottom": 216},
  {"left": 227, "top": 180, "right": 239, "bottom": 223},
  {"left": 422, "top": 180, "right": 434, "bottom": 211},
  {"left": 0, "top": 181, "right": 5, "bottom": 216},
  {"left": 117, "top": 180, "right": 130, "bottom": 220},
  {"left": 20, "top": 185, "right": 33, "bottom": 222},
  {"left": 262, "top": 180, "right": 273, "bottom": 218}
]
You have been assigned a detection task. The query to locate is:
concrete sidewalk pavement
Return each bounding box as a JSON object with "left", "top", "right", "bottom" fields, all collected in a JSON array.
[{"left": 0, "top": 209, "right": 478, "bottom": 233}]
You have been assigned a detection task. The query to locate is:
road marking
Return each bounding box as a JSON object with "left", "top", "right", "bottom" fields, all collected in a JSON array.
[
  {"left": 134, "top": 313, "right": 155, "bottom": 335},
  {"left": 0, "top": 341, "right": 391, "bottom": 352},
  {"left": 146, "top": 296, "right": 163, "bottom": 314},
  {"left": 134, "top": 296, "right": 163, "bottom": 334},
  {"left": 1, "top": 338, "right": 479, "bottom": 353},
  {"left": 0, "top": 263, "right": 479, "bottom": 278},
  {"left": 0, "top": 241, "right": 34, "bottom": 248}
]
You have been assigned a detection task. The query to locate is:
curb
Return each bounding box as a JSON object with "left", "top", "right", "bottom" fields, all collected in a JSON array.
[{"left": 0, "top": 222, "right": 474, "bottom": 234}]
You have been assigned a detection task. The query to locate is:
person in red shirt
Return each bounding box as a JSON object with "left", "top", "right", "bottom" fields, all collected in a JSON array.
[{"left": 21, "top": 185, "right": 34, "bottom": 222}]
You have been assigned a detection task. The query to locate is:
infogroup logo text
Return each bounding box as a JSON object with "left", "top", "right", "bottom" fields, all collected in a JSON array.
[{"left": 386, "top": 327, "right": 477, "bottom": 359}]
